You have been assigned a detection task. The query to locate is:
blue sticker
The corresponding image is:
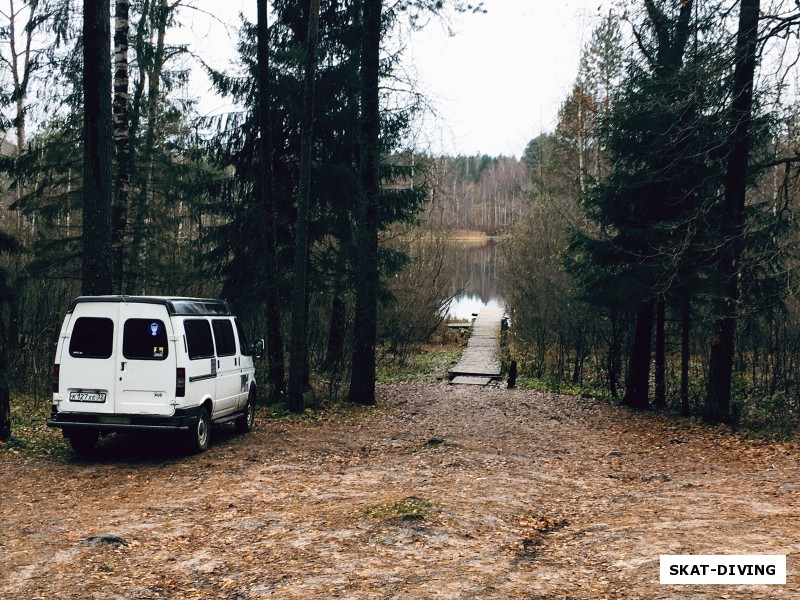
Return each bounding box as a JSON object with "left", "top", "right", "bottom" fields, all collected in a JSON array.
[{"left": 149, "top": 322, "right": 160, "bottom": 337}]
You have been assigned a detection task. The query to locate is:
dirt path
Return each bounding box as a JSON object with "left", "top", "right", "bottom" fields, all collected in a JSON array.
[{"left": 1, "top": 382, "right": 799, "bottom": 599}]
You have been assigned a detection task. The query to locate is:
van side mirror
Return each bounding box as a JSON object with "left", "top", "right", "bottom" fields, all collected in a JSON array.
[{"left": 252, "top": 339, "right": 265, "bottom": 359}]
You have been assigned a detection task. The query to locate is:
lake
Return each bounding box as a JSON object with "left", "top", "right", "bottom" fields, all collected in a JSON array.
[{"left": 446, "top": 240, "right": 505, "bottom": 320}]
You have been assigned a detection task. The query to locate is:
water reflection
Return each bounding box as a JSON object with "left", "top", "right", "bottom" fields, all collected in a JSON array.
[{"left": 446, "top": 240, "right": 505, "bottom": 320}]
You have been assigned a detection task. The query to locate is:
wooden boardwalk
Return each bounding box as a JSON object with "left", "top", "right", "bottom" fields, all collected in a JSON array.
[{"left": 448, "top": 306, "right": 505, "bottom": 384}]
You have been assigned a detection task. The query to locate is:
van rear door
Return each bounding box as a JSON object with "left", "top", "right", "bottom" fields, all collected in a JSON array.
[
  {"left": 57, "top": 302, "right": 120, "bottom": 415},
  {"left": 117, "top": 302, "right": 176, "bottom": 416}
]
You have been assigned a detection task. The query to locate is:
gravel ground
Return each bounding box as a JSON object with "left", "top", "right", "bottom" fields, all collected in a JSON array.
[{"left": 1, "top": 381, "right": 799, "bottom": 599}]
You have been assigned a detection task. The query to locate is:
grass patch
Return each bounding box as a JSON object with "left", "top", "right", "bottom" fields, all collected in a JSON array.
[
  {"left": 1, "top": 393, "right": 68, "bottom": 457},
  {"left": 363, "top": 496, "right": 442, "bottom": 520},
  {"left": 264, "top": 386, "right": 392, "bottom": 426},
  {"left": 377, "top": 345, "right": 462, "bottom": 384}
]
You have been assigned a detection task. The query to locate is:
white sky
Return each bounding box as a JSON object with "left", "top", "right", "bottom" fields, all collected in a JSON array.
[
  {"left": 175, "top": 0, "right": 605, "bottom": 158},
  {"left": 401, "top": 1, "right": 603, "bottom": 157}
]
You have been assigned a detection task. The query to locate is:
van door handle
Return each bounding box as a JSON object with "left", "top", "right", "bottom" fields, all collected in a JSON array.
[{"left": 121, "top": 362, "right": 126, "bottom": 371}]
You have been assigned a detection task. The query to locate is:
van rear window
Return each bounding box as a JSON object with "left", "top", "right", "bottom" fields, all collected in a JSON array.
[
  {"left": 212, "top": 319, "right": 237, "bottom": 357},
  {"left": 184, "top": 319, "right": 214, "bottom": 360},
  {"left": 69, "top": 317, "right": 114, "bottom": 359},
  {"left": 123, "top": 319, "right": 169, "bottom": 360}
]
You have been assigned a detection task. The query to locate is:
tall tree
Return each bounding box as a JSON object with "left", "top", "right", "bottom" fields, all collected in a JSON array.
[
  {"left": 82, "top": 0, "right": 113, "bottom": 295},
  {"left": 287, "top": 0, "right": 321, "bottom": 413},
  {"left": 3, "top": 0, "right": 37, "bottom": 153},
  {"left": 348, "top": 0, "right": 382, "bottom": 406},
  {"left": 0, "top": 230, "right": 21, "bottom": 441},
  {"left": 256, "top": 0, "right": 286, "bottom": 403},
  {"left": 704, "top": 0, "right": 761, "bottom": 423},
  {"left": 112, "top": 0, "right": 130, "bottom": 292},
  {"left": 622, "top": 0, "right": 695, "bottom": 410}
]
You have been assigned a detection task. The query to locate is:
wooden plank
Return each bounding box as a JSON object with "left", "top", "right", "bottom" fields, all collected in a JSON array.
[{"left": 448, "top": 306, "right": 504, "bottom": 380}]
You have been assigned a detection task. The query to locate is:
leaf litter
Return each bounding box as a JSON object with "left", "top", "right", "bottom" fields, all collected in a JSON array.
[{"left": 1, "top": 381, "right": 799, "bottom": 598}]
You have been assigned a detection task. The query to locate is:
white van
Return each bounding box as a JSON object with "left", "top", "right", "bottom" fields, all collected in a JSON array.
[{"left": 47, "top": 296, "right": 264, "bottom": 454}]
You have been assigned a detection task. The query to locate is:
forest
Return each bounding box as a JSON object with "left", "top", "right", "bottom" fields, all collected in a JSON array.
[{"left": 2, "top": 0, "right": 800, "bottom": 442}]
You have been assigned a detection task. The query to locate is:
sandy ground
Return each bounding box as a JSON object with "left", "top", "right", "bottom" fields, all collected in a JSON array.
[{"left": 1, "top": 382, "right": 799, "bottom": 599}]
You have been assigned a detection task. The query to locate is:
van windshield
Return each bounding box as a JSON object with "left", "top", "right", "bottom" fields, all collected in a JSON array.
[
  {"left": 123, "top": 319, "right": 169, "bottom": 360},
  {"left": 69, "top": 317, "right": 114, "bottom": 359}
]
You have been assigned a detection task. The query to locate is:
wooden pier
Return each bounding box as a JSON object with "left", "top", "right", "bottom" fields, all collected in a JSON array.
[{"left": 448, "top": 306, "right": 505, "bottom": 385}]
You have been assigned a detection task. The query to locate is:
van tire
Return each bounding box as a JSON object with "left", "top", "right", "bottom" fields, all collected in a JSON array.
[
  {"left": 187, "top": 407, "right": 210, "bottom": 453},
  {"left": 68, "top": 429, "right": 99, "bottom": 455},
  {"left": 235, "top": 389, "right": 256, "bottom": 434}
]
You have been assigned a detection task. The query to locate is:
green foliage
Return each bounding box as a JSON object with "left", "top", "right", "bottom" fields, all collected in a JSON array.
[
  {"left": 363, "top": 497, "right": 441, "bottom": 520},
  {"left": 376, "top": 346, "right": 461, "bottom": 383},
  {"left": 0, "top": 394, "right": 68, "bottom": 456},
  {"left": 202, "top": 1, "right": 431, "bottom": 386}
]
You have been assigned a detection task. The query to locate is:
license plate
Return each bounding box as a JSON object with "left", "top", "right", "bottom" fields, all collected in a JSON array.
[{"left": 69, "top": 391, "right": 107, "bottom": 403}]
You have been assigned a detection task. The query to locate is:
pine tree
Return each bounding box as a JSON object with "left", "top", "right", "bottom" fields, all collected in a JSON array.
[
  {"left": 704, "top": 0, "right": 761, "bottom": 423},
  {"left": 348, "top": 0, "right": 382, "bottom": 406},
  {"left": 82, "top": 0, "right": 113, "bottom": 295}
]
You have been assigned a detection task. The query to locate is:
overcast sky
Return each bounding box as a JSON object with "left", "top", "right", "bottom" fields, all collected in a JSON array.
[
  {"left": 179, "top": 1, "right": 603, "bottom": 159},
  {"left": 402, "top": 1, "right": 602, "bottom": 157}
]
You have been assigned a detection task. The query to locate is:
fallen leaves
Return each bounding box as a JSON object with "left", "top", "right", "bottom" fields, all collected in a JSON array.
[{"left": 1, "top": 382, "right": 799, "bottom": 597}]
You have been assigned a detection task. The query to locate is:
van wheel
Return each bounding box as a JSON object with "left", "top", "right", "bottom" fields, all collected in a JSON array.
[
  {"left": 187, "top": 407, "right": 210, "bottom": 453},
  {"left": 68, "top": 429, "right": 99, "bottom": 455},
  {"left": 235, "top": 390, "right": 256, "bottom": 434}
]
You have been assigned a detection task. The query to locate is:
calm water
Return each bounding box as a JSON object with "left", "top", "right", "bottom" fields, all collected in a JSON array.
[{"left": 446, "top": 241, "right": 505, "bottom": 320}]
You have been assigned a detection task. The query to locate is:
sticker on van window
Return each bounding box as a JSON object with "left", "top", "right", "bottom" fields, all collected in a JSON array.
[
  {"left": 153, "top": 346, "right": 164, "bottom": 358},
  {"left": 149, "top": 322, "right": 161, "bottom": 336}
]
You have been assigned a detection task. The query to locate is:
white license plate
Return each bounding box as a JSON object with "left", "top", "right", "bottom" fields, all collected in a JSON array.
[{"left": 69, "top": 391, "right": 107, "bottom": 403}]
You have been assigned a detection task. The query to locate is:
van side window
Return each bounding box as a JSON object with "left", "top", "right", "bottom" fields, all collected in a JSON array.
[
  {"left": 184, "top": 319, "right": 214, "bottom": 360},
  {"left": 234, "top": 318, "right": 251, "bottom": 356},
  {"left": 212, "top": 319, "right": 237, "bottom": 357},
  {"left": 123, "top": 319, "right": 169, "bottom": 360},
  {"left": 69, "top": 317, "right": 114, "bottom": 358}
]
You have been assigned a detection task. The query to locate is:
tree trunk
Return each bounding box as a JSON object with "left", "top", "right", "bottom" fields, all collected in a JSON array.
[
  {"left": 623, "top": 300, "right": 654, "bottom": 410},
  {"left": 348, "top": 0, "right": 382, "bottom": 406},
  {"left": 607, "top": 307, "right": 620, "bottom": 399},
  {"left": 324, "top": 240, "right": 349, "bottom": 372},
  {"left": 287, "top": 0, "right": 321, "bottom": 413},
  {"left": 8, "top": 0, "right": 36, "bottom": 153},
  {"left": 0, "top": 303, "right": 10, "bottom": 441},
  {"left": 256, "top": 0, "right": 286, "bottom": 403},
  {"left": 654, "top": 296, "right": 666, "bottom": 408},
  {"left": 704, "top": 0, "right": 760, "bottom": 424},
  {"left": 82, "top": 0, "right": 114, "bottom": 296},
  {"left": 112, "top": 0, "right": 131, "bottom": 293},
  {"left": 680, "top": 295, "right": 691, "bottom": 417}
]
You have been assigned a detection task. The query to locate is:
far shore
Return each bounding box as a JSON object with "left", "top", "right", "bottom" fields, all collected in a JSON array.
[{"left": 449, "top": 229, "right": 496, "bottom": 243}]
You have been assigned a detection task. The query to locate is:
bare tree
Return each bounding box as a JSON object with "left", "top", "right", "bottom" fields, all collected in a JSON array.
[{"left": 112, "top": 0, "right": 130, "bottom": 292}]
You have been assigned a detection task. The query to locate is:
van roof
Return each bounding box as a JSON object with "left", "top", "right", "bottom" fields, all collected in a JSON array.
[{"left": 68, "top": 296, "right": 232, "bottom": 316}]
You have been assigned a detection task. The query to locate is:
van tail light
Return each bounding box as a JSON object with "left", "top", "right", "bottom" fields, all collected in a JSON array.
[
  {"left": 176, "top": 368, "right": 186, "bottom": 397},
  {"left": 53, "top": 364, "right": 60, "bottom": 394}
]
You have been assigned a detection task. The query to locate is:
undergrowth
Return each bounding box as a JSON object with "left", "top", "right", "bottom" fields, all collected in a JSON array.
[
  {"left": 376, "top": 345, "right": 462, "bottom": 384},
  {"left": 1, "top": 394, "right": 68, "bottom": 456}
]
